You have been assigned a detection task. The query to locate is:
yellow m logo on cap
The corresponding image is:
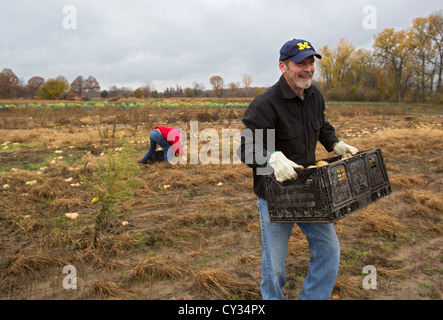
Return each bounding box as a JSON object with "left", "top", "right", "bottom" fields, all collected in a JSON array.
[{"left": 297, "top": 42, "right": 311, "bottom": 50}]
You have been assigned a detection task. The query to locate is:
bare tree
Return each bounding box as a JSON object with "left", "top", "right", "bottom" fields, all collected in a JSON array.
[
  {"left": 0, "top": 68, "right": 21, "bottom": 98},
  {"left": 228, "top": 82, "right": 240, "bottom": 97},
  {"left": 427, "top": 10, "right": 443, "bottom": 91},
  {"left": 26, "top": 76, "right": 45, "bottom": 98},
  {"left": 140, "top": 83, "right": 152, "bottom": 97},
  {"left": 70, "top": 75, "right": 85, "bottom": 99},
  {"left": 242, "top": 74, "right": 253, "bottom": 96},
  {"left": 55, "top": 75, "right": 69, "bottom": 85},
  {"left": 84, "top": 76, "right": 101, "bottom": 99},
  {"left": 193, "top": 82, "right": 205, "bottom": 96}
]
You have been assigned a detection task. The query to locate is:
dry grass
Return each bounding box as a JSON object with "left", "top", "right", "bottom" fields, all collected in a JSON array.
[
  {"left": 51, "top": 197, "right": 85, "bottom": 211},
  {"left": 288, "top": 228, "right": 310, "bottom": 256},
  {"left": 166, "top": 211, "right": 209, "bottom": 228},
  {"left": 193, "top": 268, "right": 258, "bottom": 299},
  {"left": 377, "top": 267, "right": 406, "bottom": 278},
  {"left": 133, "top": 256, "right": 189, "bottom": 281},
  {"left": 400, "top": 190, "right": 443, "bottom": 212},
  {"left": 389, "top": 175, "right": 425, "bottom": 190},
  {"left": 357, "top": 206, "right": 407, "bottom": 239},
  {"left": 399, "top": 190, "right": 443, "bottom": 223},
  {"left": 166, "top": 228, "right": 207, "bottom": 248},
  {"left": 333, "top": 275, "right": 362, "bottom": 298},
  {"left": 92, "top": 279, "right": 133, "bottom": 299},
  {"left": 356, "top": 128, "right": 443, "bottom": 161},
  {"left": 237, "top": 254, "right": 259, "bottom": 265},
  {"left": 1, "top": 249, "right": 69, "bottom": 279}
]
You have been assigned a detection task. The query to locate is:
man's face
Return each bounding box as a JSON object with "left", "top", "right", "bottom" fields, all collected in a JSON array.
[{"left": 280, "top": 56, "right": 315, "bottom": 93}]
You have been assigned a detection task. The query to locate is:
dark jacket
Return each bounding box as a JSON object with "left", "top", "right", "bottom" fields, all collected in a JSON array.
[{"left": 237, "top": 75, "right": 339, "bottom": 199}]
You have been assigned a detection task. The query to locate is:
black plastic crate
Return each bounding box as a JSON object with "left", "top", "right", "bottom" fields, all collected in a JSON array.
[
  {"left": 264, "top": 148, "right": 391, "bottom": 223},
  {"left": 153, "top": 150, "right": 164, "bottom": 162},
  {"left": 144, "top": 150, "right": 165, "bottom": 163}
]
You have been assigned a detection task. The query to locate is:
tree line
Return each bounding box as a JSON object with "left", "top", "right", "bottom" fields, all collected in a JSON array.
[
  {"left": 316, "top": 11, "right": 442, "bottom": 103},
  {"left": 0, "top": 68, "right": 259, "bottom": 100},
  {"left": 1, "top": 11, "right": 441, "bottom": 103},
  {"left": 0, "top": 72, "right": 102, "bottom": 100}
]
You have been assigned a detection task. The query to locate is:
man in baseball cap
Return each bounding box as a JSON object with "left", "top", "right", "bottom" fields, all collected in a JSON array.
[{"left": 237, "top": 38, "right": 358, "bottom": 300}]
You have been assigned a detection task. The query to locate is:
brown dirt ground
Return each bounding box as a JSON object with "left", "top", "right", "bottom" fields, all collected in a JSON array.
[{"left": 0, "top": 102, "right": 441, "bottom": 300}]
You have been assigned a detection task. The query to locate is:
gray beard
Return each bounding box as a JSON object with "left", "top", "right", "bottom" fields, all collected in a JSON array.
[{"left": 296, "top": 78, "right": 312, "bottom": 89}]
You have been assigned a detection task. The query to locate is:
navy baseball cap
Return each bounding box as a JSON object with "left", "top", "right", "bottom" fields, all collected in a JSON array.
[{"left": 279, "top": 39, "right": 322, "bottom": 63}]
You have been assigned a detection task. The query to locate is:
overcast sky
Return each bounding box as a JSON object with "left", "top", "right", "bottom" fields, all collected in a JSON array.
[{"left": 0, "top": 0, "right": 441, "bottom": 92}]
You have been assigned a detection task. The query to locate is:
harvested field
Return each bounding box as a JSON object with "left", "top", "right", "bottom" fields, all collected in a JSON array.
[{"left": 0, "top": 99, "right": 442, "bottom": 300}]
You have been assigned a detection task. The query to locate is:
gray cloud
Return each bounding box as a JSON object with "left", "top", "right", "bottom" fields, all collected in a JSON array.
[{"left": 1, "top": 0, "right": 441, "bottom": 91}]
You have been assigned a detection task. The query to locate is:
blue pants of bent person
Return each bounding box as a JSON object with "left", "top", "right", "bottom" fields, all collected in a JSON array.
[{"left": 140, "top": 129, "right": 170, "bottom": 163}]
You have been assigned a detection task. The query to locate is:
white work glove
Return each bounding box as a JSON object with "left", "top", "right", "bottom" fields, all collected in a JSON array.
[
  {"left": 269, "top": 151, "right": 304, "bottom": 182},
  {"left": 333, "top": 141, "right": 359, "bottom": 159}
]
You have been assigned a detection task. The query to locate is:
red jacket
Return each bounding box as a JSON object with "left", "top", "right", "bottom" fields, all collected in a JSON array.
[{"left": 155, "top": 126, "right": 185, "bottom": 156}]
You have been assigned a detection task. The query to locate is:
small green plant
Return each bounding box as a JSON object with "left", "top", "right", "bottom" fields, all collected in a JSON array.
[
  {"left": 97, "top": 123, "right": 117, "bottom": 148},
  {"left": 81, "top": 143, "right": 141, "bottom": 245}
]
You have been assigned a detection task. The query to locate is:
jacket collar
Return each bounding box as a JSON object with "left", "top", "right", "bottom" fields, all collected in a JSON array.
[{"left": 278, "top": 74, "right": 313, "bottom": 100}]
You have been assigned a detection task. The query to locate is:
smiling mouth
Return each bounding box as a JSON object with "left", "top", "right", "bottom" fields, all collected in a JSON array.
[{"left": 299, "top": 75, "right": 312, "bottom": 81}]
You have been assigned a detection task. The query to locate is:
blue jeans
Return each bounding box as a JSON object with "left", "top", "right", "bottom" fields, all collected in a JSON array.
[
  {"left": 140, "top": 129, "right": 170, "bottom": 163},
  {"left": 257, "top": 197, "right": 340, "bottom": 300}
]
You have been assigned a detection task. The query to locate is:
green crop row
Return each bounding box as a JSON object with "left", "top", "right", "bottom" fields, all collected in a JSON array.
[{"left": 0, "top": 100, "right": 249, "bottom": 110}]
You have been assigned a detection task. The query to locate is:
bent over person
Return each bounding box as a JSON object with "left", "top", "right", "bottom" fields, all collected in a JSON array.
[
  {"left": 140, "top": 126, "right": 184, "bottom": 164},
  {"left": 237, "top": 38, "right": 358, "bottom": 300}
]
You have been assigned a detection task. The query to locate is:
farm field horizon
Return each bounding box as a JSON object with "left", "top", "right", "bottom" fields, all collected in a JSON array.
[{"left": 0, "top": 98, "right": 442, "bottom": 300}]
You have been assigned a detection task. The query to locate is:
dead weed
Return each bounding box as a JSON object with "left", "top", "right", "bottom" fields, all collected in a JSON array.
[
  {"left": 357, "top": 206, "right": 406, "bottom": 239},
  {"left": 132, "top": 256, "right": 189, "bottom": 280},
  {"left": 193, "top": 268, "right": 258, "bottom": 299},
  {"left": 92, "top": 279, "right": 133, "bottom": 299}
]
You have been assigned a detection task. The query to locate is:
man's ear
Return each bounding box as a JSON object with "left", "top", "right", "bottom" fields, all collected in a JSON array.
[{"left": 279, "top": 60, "right": 289, "bottom": 74}]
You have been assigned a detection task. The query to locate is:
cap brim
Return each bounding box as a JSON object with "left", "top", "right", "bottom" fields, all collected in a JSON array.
[{"left": 288, "top": 50, "right": 322, "bottom": 63}]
